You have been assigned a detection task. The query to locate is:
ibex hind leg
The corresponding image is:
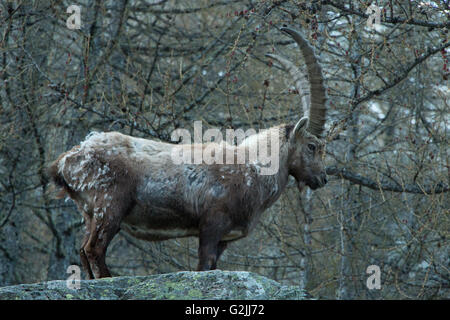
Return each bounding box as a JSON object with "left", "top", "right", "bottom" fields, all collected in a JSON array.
[
  {"left": 80, "top": 212, "right": 95, "bottom": 279},
  {"left": 82, "top": 198, "right": 126, "bottom": 279}
]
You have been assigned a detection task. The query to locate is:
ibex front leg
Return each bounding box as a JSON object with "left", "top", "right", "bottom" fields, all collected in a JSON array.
[
  {"left": 211, "top": 241, "right": 228, "bottom": 270},
  {"left": 197, "top": 211, "right": 231, "bottom": 271}
]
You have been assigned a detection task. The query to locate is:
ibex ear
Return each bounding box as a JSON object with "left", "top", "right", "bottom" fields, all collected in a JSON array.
[{"left": 291, "top": 116, "right": 309, "bottom": 139}]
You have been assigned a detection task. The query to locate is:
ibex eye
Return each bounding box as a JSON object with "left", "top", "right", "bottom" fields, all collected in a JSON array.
[{"left": 307, "top": 143, "right": 316, "bottom": 151}]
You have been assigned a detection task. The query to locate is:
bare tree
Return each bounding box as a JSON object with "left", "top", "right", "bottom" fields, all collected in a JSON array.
[{"left": 0, "top": 0, "right": 448, "bottom": 299}]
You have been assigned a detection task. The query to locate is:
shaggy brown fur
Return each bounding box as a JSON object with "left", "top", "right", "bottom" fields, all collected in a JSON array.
[{"left": 47, "top": 28, "right": 328, "bottom": 278}]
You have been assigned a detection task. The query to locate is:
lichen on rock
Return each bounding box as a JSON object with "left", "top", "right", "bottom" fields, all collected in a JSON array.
[{"left": 0, "top": 270, "right": 309, "bottom": 300}]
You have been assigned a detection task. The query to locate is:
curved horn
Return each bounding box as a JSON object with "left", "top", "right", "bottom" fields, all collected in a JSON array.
[
  {"left": 280, "top": 27, "right": 327, "bottom": 136},
  {"left": 265, "top": 53, "right": 311, "bottom": 120}
]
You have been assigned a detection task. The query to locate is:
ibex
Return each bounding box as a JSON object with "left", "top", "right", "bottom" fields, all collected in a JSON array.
[{"left": 47, "top": 28, "right": 327, "bottom": 279}]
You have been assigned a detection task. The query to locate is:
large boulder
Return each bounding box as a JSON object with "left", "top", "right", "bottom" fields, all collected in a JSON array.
[{"left": 0, "top": 270, "right": 309, "bottom": 300}]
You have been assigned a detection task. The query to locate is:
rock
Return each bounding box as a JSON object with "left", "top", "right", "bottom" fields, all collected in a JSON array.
[{"left": 0, "top": 270, "right": 309, "bottom": 300}]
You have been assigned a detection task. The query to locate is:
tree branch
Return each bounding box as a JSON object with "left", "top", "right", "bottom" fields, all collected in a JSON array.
[
  {"left": 326, "top": 1, "right": 450, "bottom": 29},
  {"left": 326, "top": 166, "right": 449, "bottom": 194}
]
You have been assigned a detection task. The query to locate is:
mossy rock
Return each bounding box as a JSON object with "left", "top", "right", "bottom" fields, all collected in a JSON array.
[{"left": 0, "top": 270, "right": 309, "bottom": 300}]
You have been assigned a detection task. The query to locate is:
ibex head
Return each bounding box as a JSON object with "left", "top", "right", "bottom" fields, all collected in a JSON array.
[
  {"left": 287, "top": 116, "right": 327, "bottom": 190},
  {"left": 269, "top": 27, "right": 328, "bottom": 191}
]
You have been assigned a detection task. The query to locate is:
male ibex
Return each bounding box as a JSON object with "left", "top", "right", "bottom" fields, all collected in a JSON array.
[{"left": 48, "top": 28, "right": 327, "bottom": 278}]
